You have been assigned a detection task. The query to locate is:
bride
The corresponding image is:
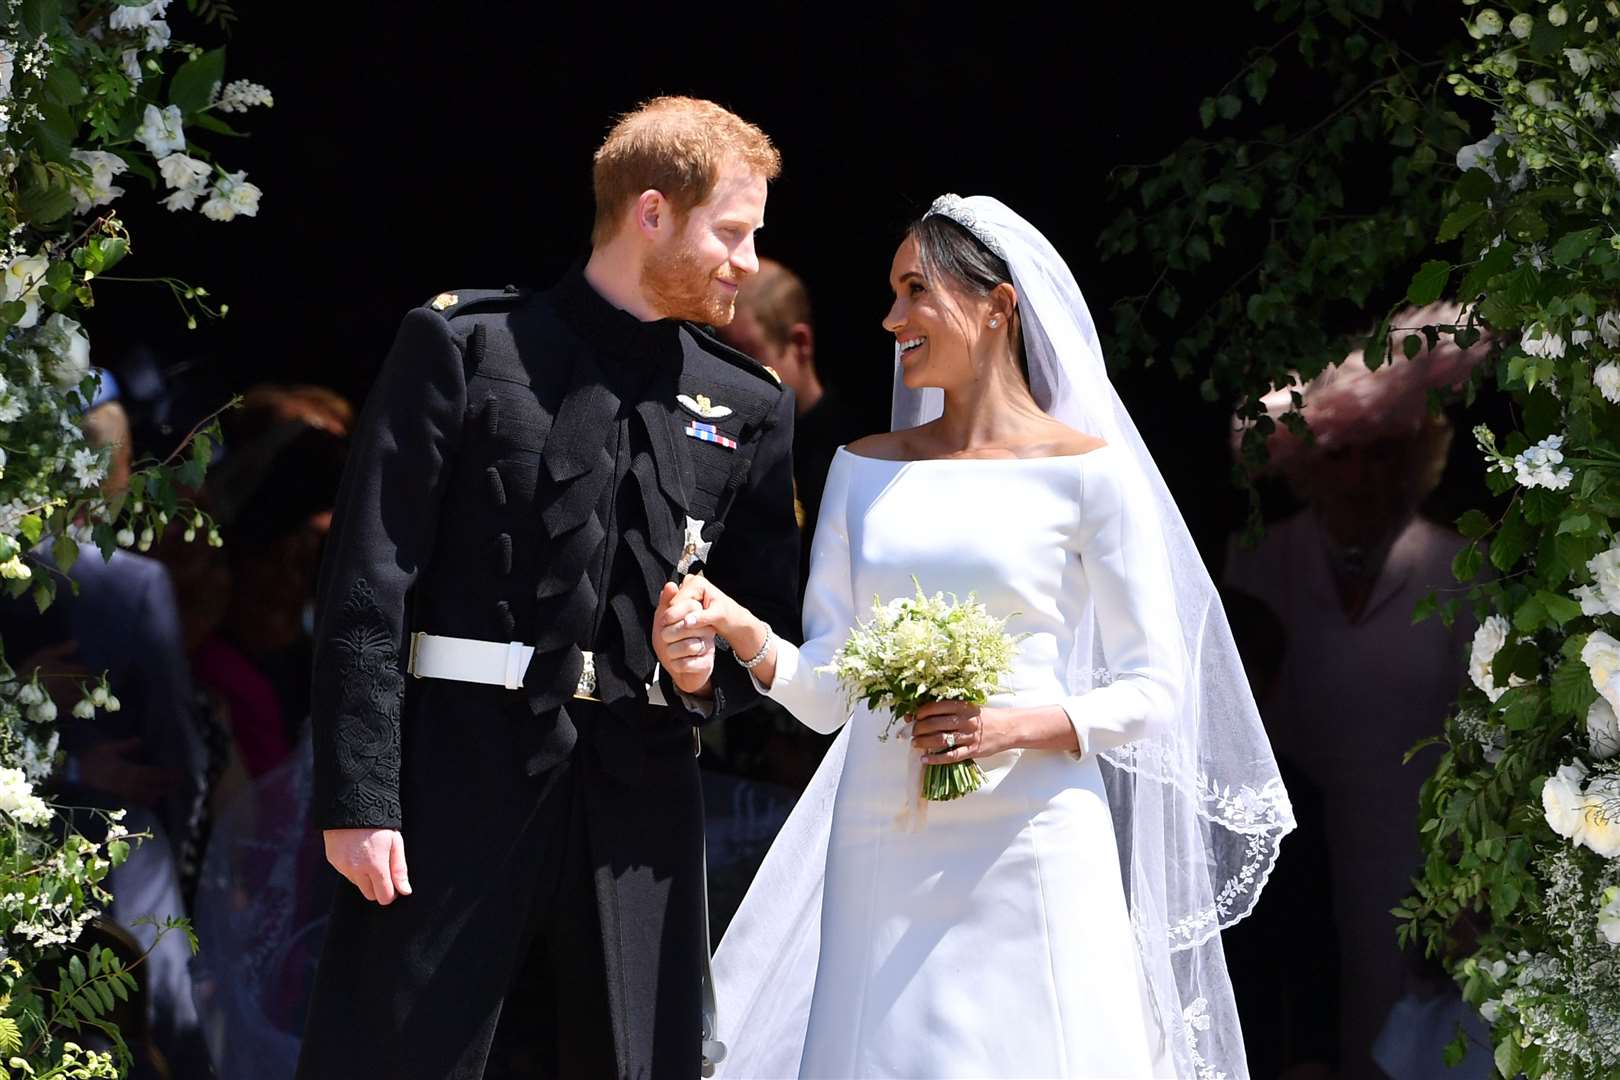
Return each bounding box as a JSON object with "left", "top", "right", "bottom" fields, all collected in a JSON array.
[{"left": 656, "top": 195, "right": 1295, "bottom": 1079}]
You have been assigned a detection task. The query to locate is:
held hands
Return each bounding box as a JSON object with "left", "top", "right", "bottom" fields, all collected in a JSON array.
[
  {"left": 324, "top": 827, "right": 411, "bottom": 906},
  {"left": 654, "top": 578, "right": 719, "bottom": 695}
]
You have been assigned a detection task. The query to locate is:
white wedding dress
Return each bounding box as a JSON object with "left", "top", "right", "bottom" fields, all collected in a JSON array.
[{"left": 715, "top": 444, "right": 1184, "bottom": 1079}]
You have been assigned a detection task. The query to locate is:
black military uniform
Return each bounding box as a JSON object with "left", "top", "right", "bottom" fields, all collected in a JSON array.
[{"left": 295, "top": 266, "right": 799, "bottom": 1079}]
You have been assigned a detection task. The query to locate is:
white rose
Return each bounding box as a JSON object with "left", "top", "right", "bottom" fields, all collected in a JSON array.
[
  {"left": 1580, "top": 774, "right": 1620, "bottom": 857},
  {"left": 1550, "top": 3, "right": 1570, "bottom": 26},
  {"left": 36, "top": 313, "right": 90, "bottom": 389},
  {"left": 1590, "top": 698, "right": 1620, "bottom": 759},
  {"left": 68, "top": 149, "right": 128, "bottom": 213},
  {"left": 1586, "top": 631, "right": 1620, "bottom": 714},
  {"left": 1567, "top": 48, "right": 1593, "bottom": 77},
  {"left": 1470, "top": 615, "right": 1519, "bottom": 701},
  {"left": 134, "top": 103, "right": 185, "bottom": 158},
  {"left": 156, "top": 152, "right": 209, "bottom": 192},
  {"left": 3, "top": 251, "right": 48, "bottom": 329},
  {"left": 1597, "top": 363, "right": 1620, "bottom": 404},
  {"left": 1599, "top": 887, "right": 1620, "bottom": 945},
  {"left": 1476, "top": 9, "right": 1505, "bottom": 35},
  {"left": 1510, "top": 12, "right": 1534, "bottom": 37},
  {"left": 1543, "top": 759, "right": 1591, "bottom": 841}
]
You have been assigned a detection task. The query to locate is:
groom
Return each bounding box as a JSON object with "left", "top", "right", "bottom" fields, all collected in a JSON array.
[{"left": 295, "top": 96, "right": 800, "bottom": 1079}]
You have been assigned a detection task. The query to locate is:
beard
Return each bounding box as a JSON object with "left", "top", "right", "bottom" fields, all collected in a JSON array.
[{"left": 642, "top": 235, "right": 736, "bottom": 325}]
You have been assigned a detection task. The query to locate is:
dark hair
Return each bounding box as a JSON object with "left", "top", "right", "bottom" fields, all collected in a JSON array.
[{"left": 907, "top": 213, "right": 1029, "bottom": 384}]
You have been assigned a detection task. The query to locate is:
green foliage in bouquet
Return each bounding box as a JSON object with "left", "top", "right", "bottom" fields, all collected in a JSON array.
[
  {"left": 820, "top": 580, "right": 1024, "bottom": 801},
  {"left": 0, "top": 0, "right": 267, "bottom": 1073}
]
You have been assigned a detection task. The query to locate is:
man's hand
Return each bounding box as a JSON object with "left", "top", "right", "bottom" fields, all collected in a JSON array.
[
  {"left": 653, "top": 578, "right": 715, "bottom": 695},
  {"left": 77, "top": 736, "right": 182, "bottom": 806},
  {"left": 323, "top": 827, "right": 412, "bottom": 905}
]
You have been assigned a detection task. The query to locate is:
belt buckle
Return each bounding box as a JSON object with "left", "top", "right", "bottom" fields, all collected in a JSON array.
[
  {"left": 572, "top": 649, "right": 601, "bottom": 703},
  {"left": 407, "top": 631, "right": 424, "bottom": 679}
]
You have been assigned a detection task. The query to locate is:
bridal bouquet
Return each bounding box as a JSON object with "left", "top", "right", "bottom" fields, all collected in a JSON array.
[{"left": 820, "top": 580, "right": 1023, "bottom": 801}]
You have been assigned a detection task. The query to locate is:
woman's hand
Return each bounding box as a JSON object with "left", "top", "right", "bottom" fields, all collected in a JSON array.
[{"left": 910, "top": 701, "right": 1081, "bottom": 761}]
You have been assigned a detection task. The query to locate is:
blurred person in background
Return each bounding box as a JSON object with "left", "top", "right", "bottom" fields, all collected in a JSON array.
[{"left": 1224, "top": 303, "right": 1491, "bottom": 1080}]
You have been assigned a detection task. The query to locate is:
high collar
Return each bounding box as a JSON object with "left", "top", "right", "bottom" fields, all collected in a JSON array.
[{"left": 552, "top": 261, "right": 682, "bottom": 361}]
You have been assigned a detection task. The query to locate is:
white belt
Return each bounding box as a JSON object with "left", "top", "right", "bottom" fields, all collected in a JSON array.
[{"left": 406, "top": 633, "right": 667, "bottom": 705}]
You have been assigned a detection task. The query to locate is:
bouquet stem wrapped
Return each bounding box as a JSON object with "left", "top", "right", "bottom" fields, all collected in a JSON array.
[{"left": 819, "top": 579, "right": 1023, "bottom": 802}]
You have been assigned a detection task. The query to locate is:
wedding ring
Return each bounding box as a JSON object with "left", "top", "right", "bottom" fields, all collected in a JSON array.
[{"left": 944, "top": 732, "right": 957, "bottom": 749}]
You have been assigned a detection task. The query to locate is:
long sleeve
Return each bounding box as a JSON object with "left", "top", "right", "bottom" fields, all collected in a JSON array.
[
  {"left": 756, "top": 450, "right": 855, "bottom": 734},
  {"left": 310, "top": 308, "right": 467, "bottom": 830},
  {"left": 692, "top": 384, "right": 802, "bottom": 721},
  {"left": 1061, "top": 452, "right": 1185, "bottom": 759}
]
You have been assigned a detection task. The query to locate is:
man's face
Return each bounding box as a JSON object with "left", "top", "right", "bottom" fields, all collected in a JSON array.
[{"left": 641, "top": 161, "right": 767, "bottom": 325}]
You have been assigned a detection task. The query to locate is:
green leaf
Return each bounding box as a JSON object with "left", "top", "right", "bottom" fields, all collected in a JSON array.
[
  {"left": 68, "top": 955, "right": 85, "bottom": 988},
  {"left": 1437, "top": 204, "right": 1486, "bottom": 244},
  {"left": 1216, "top": 94, "right": 1242, "bottom": 120},
  {"left": 1491, "top": 507, "right": 1531, "bottom": 571},
  {"left": 1552, "top": 227, "right": 1603, "bottom": 265},
  {"left": 169, "top": 48, "right": 227, "bottom": 116},
  {"left": 29, "top": 100, "right": 78, "bottom": 166},
  {"left": 1505, "top": 205, "right": 1548, "bottom": 245},
  {"left": 1413, "top": 591, "right": 1437, "bottom": 625},
  {"left": 51, "top": 535, "right": 78, "bottom": 574},
  {"left": 1496, "top": 1035, "right": 1519, "bottom": 1079},
  {"left": 1557, "top": 513, "right": 1595, "bottom": 536},
  {"left": 18, "top": 0, "right": 62, "bottom": 35},
  {"left": 1453, "top": 543, "right": 1483, "bottom": 583},
  {"left": 1406, "top": 260, "right": 1451, "bottom": 306},
  {"left": 1461, "top": 241, "right": 1515, "bottom": 299},
  {"left": 18, "top": 514, "right": 42, "bottom": 546},
  {"left": 1403, "top": 333, "right": 1422, "bottom": 360},
  {"left": 1537, "top": 590, "right": 1583, "bottom": 627},
  {"left": 1199, "top": 97, "right": 1216, "bottom": 128},
  {"left": 1500, "top": 685, "right": 1545, "bottom": 732},
  {"left": 1513, "top": 593, "right": 1546, "bottom": 634},
  {"left": 1551, "top": 654, "right": 1598, "bottom": 718},
  {"left": 1457, "top": 510, "right": 1492, "bottom": 539},
  {"left": 107, "top": 839, "right": 129, "bottom": 864}
]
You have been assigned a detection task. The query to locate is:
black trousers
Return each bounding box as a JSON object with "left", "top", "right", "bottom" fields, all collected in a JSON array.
[{"left": 297, "top": 690, "right": 704, "bottom": 1080}]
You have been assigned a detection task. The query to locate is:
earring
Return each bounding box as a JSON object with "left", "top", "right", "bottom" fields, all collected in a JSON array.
[{"left": 989, "top": 317, "right": 1001, "bottom": 329}]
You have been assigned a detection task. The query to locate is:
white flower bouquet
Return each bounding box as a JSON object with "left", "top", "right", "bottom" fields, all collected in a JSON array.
[{"left": 819, "top": 579, "right": 1023, "bottom": 801}]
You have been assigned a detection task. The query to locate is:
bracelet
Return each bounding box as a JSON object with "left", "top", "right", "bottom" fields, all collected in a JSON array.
[{"left": 736, "top": 625, "right": 774, "bottom": 670}]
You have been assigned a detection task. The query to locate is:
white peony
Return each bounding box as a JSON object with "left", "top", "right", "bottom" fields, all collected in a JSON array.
[
  {"left": 1471, "top": 615, "right": 1519, "bottom": 702},
  {"left": 1596, "top": 363, "right": 1620, "bottom": 404},
  {"left": 1476, "top": 9, "right": 1505, "bottom": 35},
  {"left": 156, "top": 152, "right": 208, "bottom": 192},
  {"left": 108, "top": 0, "right": 170, "bottom": 30},
  {"left": 1586, "top": 630, "right": 1620, "bottom": 712},
  {"left": 0, "top": 766, "right": 50, "bottom": 826},
  {"left": 1543, "top": 759, "right": 1591, "bottom": 841},
  {"left": 1510, "top": 12, "right": 1534, "bottom": 38},
  {"left": 36, "top": 313, "right": 91, "bottom": 389},
  {"left": 1591, "top": 698, "right": 1620, "bottom": 760},
  {"left": 1580, "top": 774, "right": 1620, "bottom": 857},
  {"left": 1523, "top": 324, "right": 1567, "bottom": 358},
  {"left": 134, "top": 103, "right": 185, "bottom": 158},
  {"left": 3, "top": 251, "right": 48, "bottom": 329},
  {"left": 68, "top": 149, "right": 127, "bottom": 213},
  {"left": 1600, "top": 887, "right": 1620, "bottom": 945}
]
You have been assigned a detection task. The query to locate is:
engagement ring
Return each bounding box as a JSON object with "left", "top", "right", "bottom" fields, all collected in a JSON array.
[{"left": 944, "top": 732, "right": 957, "bottom": 749}]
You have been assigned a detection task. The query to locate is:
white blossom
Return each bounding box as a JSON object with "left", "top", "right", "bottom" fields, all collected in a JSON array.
[
  {"left": 213, "top": 79, "right": 273, "bottom": 113},
  {"left": 107, "top": 0, "right": 170, "bottom": 31},
  {"left": 1581, "top": 91, "right": 1608, "bottom": 117},
  {"left": 1528, "top": 79, "right": 1558, "bottom": 108},
  {"left": 1590, "top": 698, "right": 1620, "bottom": 759},
  {"left": 156, "top": 152, "right": 208, "bottom": 194},
  {"left": 0, "top": 41, "right": 14, "bottom": 101},
  {"left": 1510, "top": 12, "right": 1534, "bottom": 38},
  {"left": 134, "top": 103, "right": 184, "bottom": 158},
  {"left": 68, "top": 149, "right": 127, "bottom": 213},
  {"left": 143, "top": 18, "right": 170, "bottom": 52},
  {"left": 1471, "top": 615, "right": 1519, "bottom": 702},
  {"left": 36, "top": 313, "right": 91, "bottom": 389},
  {"left": 1514, "top": 435, "right": 1574, "bottom": 490},
  {"left": 1480, "top": 999, "right": 1503, "bottom": 1022},
  {"left": 0, "top": 556, "right": 30, "bottom": 581},
  {"left": 160, "top": 188, "right": 199, "bottom": 213},
  {"left": 120, "top": 48, "right": 141, "bottom": 86},
  {"left": 70, "top": 697, "right": 93, "bottom": 720},
  {"left": 26, "top": 698, "right": 54, "bottom": 723},
  {"left": 1566, "top": 48, "right": 1594, "bottom": 77},
  {"left": 2, "top": 250, "right": 47, "bottom": 329},
  {"left": 1550, "top": 3, "right": 1570, "bottom": 26},
  {"left": 1458, "top": 133, "right": 1503, "bottom": 174},
  {"left": 16, "top": 682, "right": 44, "bottom": 707},
  {"left": 69, "top": 447, "right": 104, "bottom": 490},
  {"left": 1476, "top": 9, "right": 1505, "bottom": 35},
  {"left": 1601, "top": 310, "right": 1620, "bottom": 349},
  {"left": 1600, "top": 888, "right": 1620, "bottom": 945},
  {"left": 1523, "top": 324, "right": 1567, "bottom": 358},
  {"left": 115, "top": 527, "right": 133, "bottom": 548},
  {"left": 1580, "top": 774, "right": 1620, "bottom": 857},
  {"left": 104, "top": 693, "right": 121, "bottom": 712},
  {"left": 201, "top": 170, "right": 262, "bottom": 222},
  {"left": 0, "top": 766, "right": 50, "bottom": 826},
  {"left": 18, "top": 730, "right": 57, "bottom": 782},
  {"left": 1544, "top": 760, "right": 1591, "bottom": 841}
]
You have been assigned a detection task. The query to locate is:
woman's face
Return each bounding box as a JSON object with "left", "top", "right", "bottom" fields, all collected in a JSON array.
[{"left": 882, "top": 235, "right": 987, "bottom": 392}]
